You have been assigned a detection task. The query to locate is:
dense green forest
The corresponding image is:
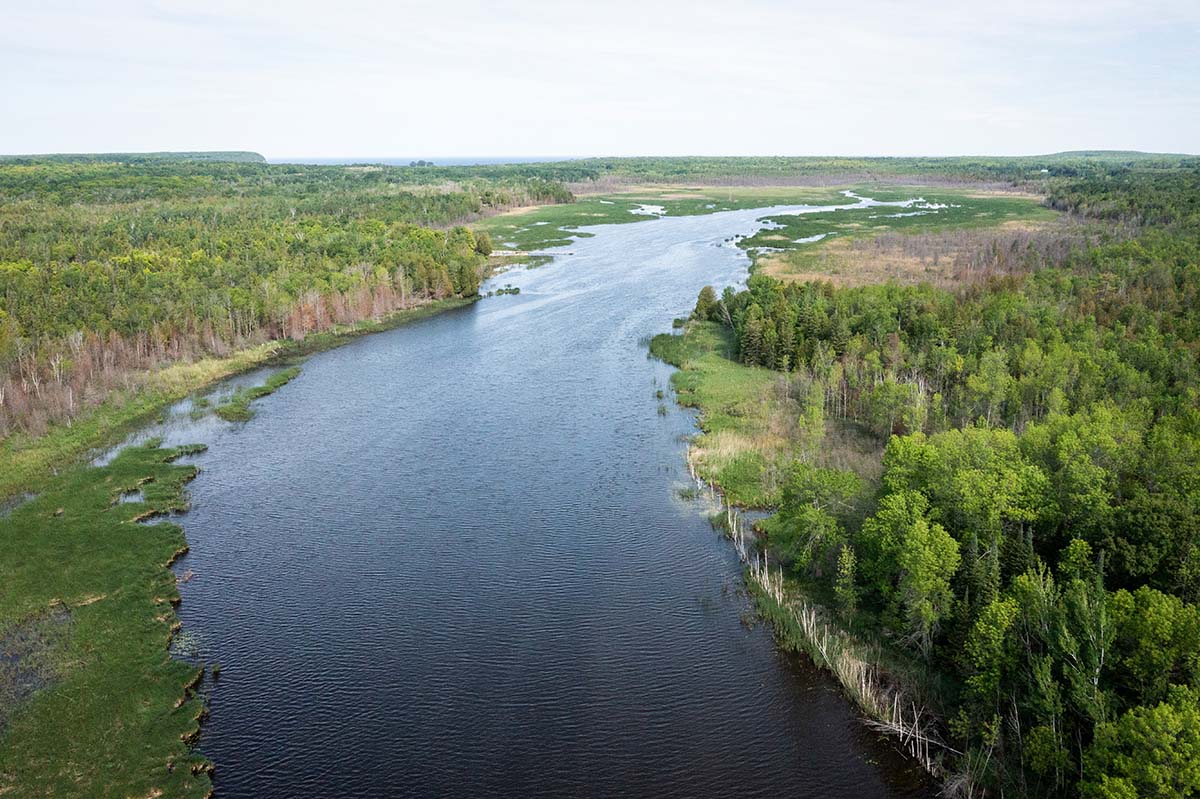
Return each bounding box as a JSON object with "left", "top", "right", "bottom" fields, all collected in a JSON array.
[{"left": 680, "top": 164, "right": 1200, "bottom": 797}]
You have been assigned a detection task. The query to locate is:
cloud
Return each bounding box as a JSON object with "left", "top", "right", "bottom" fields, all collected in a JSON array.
[{"left": 1, "top": 0, "right": 1196, "bottom": 156}]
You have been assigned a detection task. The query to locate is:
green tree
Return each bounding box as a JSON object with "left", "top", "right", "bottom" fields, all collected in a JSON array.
[
  {"left": 858, "top": 489, "right": 930, "bottom": 601},
  {"left": 1082, "top": 687, "right": 1200, "bottom": 799},
  {"left": 693, "top": 285, "right": 718, "bottom": 321},
  {"left": 740, "top": 303, "right": 766, "bottom": 366},
  {"left": 473, "top": 229, "right": 493, "bottom": 255},
  {"left": 966, "top": 348, "right": 1015, "bottom": 426},
  {"left": 767, "top": 463, "right": 864, "bottom": 576},
  {"left": 965, "top": 596, "right": 1019, "bottom": 708},
  {"left": 896, "top": 512, "right": 961, "bottom": 657},
  {"left": 834, "top": 544, "right": 858, "bottom": 617},
  {"left": 1110, "top": 586, "right": 1200, "bottom": 707}
]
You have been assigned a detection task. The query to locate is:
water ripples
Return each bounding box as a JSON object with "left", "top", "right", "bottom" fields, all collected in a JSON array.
[{"left": 138, "top": 206, "right": 932, "bottom": 797}]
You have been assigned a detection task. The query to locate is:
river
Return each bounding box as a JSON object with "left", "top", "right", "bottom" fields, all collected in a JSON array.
[{"left": 111, "top": 204, "right": 930, "bottom": 797}]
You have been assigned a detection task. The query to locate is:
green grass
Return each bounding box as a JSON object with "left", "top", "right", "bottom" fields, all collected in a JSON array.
[
  {"left": 213, "top": 367, "right": 301, "bottom": 422},
  {"left": 0, "top": 442, "right": 213, "bottom": 798},
  {"left": 651, "top": 321, "right": 795, "bottom": 507}
]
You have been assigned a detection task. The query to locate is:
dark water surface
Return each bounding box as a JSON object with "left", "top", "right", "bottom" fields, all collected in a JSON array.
[{"left": 125, "top": 206, "right": 929, "bottom": 797}]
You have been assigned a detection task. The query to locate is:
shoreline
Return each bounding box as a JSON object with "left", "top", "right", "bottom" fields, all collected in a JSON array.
[
  {"left": 0, "top": 442, "right": 216, "bottom": 797},
  {"left": 0, "top": 296, "right": 479, "bottom": 504},
  {"left": 653, "top": 324, "right": 951, "bottom": 788},
  {"left": 679, "top": 400, "right": 953, "bottom": 787}
]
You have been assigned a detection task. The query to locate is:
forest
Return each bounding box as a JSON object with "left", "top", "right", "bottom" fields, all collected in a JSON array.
[{"left": 678, "top": 162, "right": 1200, "bottom": 797}]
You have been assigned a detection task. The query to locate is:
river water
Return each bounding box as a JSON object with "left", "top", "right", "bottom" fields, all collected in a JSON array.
[{"left": 118, "top": 205, "right": 929, "bottom": 797}]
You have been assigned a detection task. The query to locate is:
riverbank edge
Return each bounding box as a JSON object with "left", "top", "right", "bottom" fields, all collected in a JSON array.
[
  {"left": 652, "top": 323, "right": 958, "bottom": 788},
  {"left": 0, "top": 296, "right": 479, "bottom": 503}
]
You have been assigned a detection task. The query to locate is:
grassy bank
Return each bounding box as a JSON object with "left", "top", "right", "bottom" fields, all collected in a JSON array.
[
  {"left": 650, "top": 322, "right": 797, "bottom": 507},
  {"left": 0, "top": 296, "right": 476, "bottom": 503},
  {"left": 0, "top": 442, "right": 213, "bottom": 798}
]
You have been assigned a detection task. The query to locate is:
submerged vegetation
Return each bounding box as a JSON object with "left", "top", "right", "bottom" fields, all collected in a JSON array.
[
  {"left": 213, "top": 367, "right": 301, "bottom": 422},
  {"left": 474, "top": 185, "right": 850, "bottom": 251},
  {"left": 740, "top": 190, "right": 1061, "bottom": 285},
  {"left": 657, "top": 161, "right": 1200, "bottom": 797}
]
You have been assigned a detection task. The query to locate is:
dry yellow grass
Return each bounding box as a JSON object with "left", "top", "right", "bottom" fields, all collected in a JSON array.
[
  {"left": 757, "top": 218, "right": 1064, "bottom": 288},
  {"left": 484, "top": 202, "right": 550, "bottom": 219}
]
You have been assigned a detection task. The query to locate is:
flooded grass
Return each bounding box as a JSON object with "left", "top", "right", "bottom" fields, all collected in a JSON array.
[
  {"left": 213, "top": 366, "right": 301, "bottom": 422},
  {"left": 0, "top": 605, "right": 72, "bottom": 735},
  {"left": 0, "top": 441, "right": 214, "bottom": 797},
  {"left": 474, "top": 186, "right": 852, "bottom": 252},
  {"left": 747, "top": 189, "right": 1058, "bottom": 284}
]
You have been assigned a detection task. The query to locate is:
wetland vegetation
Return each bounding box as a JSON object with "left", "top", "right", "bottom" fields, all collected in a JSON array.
[
  {"left": 0, "top": 441, "right": 213, "bottom": 798},
  {"left": 212, "top": 367, "right": 300, "bottom": 422}
]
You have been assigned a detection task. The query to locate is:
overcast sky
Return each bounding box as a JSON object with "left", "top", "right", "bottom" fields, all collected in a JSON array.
[{"left": 2, "top": 0, "right": 1197, "bottom": 158}]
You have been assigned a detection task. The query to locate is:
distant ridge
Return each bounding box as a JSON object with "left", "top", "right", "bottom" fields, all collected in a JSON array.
[
  {"left": 0, "top": 151, "right": 266, "bottom": 164},
  {"left": 1035, "top": 149, "right": 1195, "bottom": 159}
]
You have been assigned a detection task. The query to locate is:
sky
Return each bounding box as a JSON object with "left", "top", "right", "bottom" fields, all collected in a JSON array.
[{"left": 2, "top": 0, "right": 1198, "bottom": 159}]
